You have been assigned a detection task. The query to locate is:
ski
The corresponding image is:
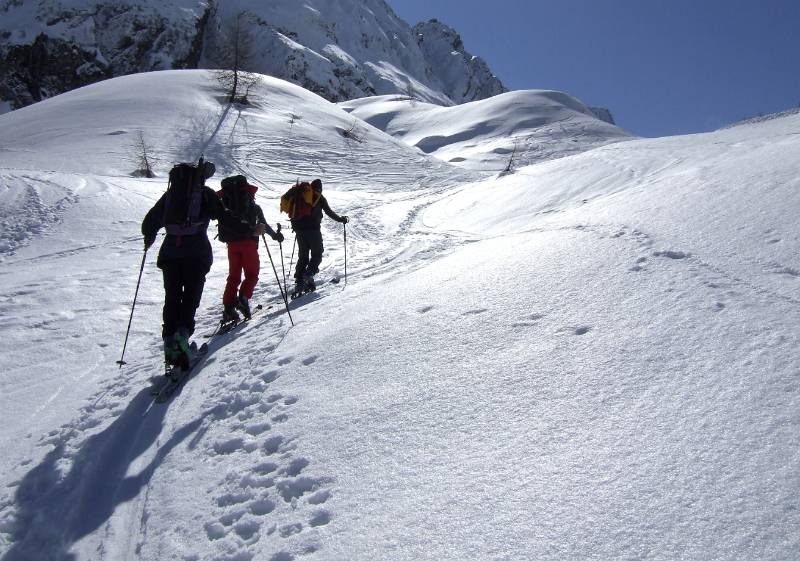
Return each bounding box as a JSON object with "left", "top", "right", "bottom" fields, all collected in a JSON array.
[
  {"left": 203, "top": 303, "right": 267, "bottom": 338},
  {"left": 290, "top": 277, "right": 338, "bottom": 300},
  {"left": 151, "top": 342, "right": 209, "bottom": 403}
]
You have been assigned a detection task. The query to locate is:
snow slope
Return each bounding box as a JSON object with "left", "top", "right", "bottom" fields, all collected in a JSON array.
[
  {"left": 341, "top": 90, "right": 634, "bottom": 171},
  {"left": 0, "top": 70, "right": 799, "bottom": 561}
]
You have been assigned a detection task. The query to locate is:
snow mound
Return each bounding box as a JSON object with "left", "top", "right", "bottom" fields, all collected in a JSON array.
[{"left": 341, "top": 89, "right": 635, "bottom": 170}]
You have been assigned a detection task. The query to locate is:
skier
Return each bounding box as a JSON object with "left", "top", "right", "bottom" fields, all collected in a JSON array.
[
  {"left": 142, "top": 160, "right": 226, "bottom": 369},
  {"left": 286, "top": 178, "right": 348, "bottom": 295},
  {"left": 216, "top": 175, "right": 284, "bottom": 323}
]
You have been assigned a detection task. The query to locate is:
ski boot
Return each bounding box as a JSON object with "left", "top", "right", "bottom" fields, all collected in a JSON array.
[
  {"left": 303, "top": 274, "right": 316, "bottom": 292},
  {"left": 290, "top": 277, "right": 305, "bottom": 300},
  {"left": 236, "top": 294, "right": 252, "bottom": 320},
  {"left": 222, "top": 304, "right": 240, "bottom": 325},
  {"left": 164, "top": 333, "right": 190, "bottom": 374}
]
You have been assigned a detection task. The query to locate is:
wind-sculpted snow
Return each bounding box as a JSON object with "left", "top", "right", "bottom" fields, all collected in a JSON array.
[
  {"left": 0, "top": 70, "right": 799, "bottom": 560},
  {"left": 341, "top": 90, "right": 634, "bottom": 171}
]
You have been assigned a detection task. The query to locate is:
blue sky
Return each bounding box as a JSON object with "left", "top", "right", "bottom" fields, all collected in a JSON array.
[{"left": 387, "top": 0, "right": 800, "bottom": 138}]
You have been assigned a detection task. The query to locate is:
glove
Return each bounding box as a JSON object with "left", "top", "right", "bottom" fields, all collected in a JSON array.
[
  {"left": 272, "top": 231, "right": 285, "bottom": 243},
  {"left": 254, "top": 223, "right": 267, "bottom": 236},
  {"left": 144, "top": 235, "right": 156, "bottom": 250},
  {"left": 339, "top": 216, "right": 349, "bottom": 224}
]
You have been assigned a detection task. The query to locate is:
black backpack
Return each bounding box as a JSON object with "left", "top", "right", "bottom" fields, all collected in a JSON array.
[
  {"left": 162, "top": 158, "right": 215, "bottom": 236},
  {"left": 219, "top": 175, "right": 255, "bottom": 220}
]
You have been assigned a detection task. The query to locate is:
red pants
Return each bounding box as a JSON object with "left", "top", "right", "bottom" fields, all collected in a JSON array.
[{"left": 223, "top": 239, "right": 260, "bottom": 305}]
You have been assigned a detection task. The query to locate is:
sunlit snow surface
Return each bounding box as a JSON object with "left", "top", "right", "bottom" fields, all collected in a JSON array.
[{"left": 0, "top": 70, "right": 798, "bottom": 561}]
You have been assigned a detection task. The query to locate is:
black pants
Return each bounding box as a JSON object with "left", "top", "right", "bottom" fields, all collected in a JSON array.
[
  {"left": 161, "top": 259, "right": 207, "bottom": 338},
  {"left": 294, "top": 229, "right": 324, "bottom": 280}
]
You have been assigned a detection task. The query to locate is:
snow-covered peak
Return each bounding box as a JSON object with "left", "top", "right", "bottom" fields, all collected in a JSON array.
[
  {"left": 412, "top": 19, "right": 506, "bottom": 104},
  {"left": 0, "top": 0, "right": 506, "bottom": 112}
]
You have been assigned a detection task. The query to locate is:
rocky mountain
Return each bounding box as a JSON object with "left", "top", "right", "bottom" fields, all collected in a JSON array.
[{"left": 0, "top": 0, "right": 506, "bottom": 113}]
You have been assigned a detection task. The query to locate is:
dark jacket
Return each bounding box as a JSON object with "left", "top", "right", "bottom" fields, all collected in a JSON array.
[
  {"left": 142, "top": 185, "right": 224, "bottom": 272},
  {"left": 291, "top": 195, "right": 344, "bottom": 231},
  {"left": 217, "top": 200, "right": 276, "bottom": 244}
]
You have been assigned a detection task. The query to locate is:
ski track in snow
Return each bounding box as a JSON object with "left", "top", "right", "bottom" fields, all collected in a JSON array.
[
  {"left": 2, "top": 73, "right": 799, "bottom": 560},
  {"left": 0, "top": 88, "right": 483, "bottom": 560}
]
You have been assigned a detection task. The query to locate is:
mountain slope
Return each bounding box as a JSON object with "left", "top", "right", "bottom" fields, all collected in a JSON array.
[
  {"left": 0, "top": 71, "right": 798, "bottom": 561},
  {"left": 0, "top": 0, "right": 505, "bottom": 112}
]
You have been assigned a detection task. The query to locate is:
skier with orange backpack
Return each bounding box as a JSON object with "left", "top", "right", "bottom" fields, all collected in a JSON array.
[{"left": 280, "top": 178, "right": 348, "bottom": 298}]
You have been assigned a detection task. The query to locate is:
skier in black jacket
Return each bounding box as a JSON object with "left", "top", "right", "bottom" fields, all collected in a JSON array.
[
  {"left": 142, "top": 161, "right": 231, "bottom": 368},
  {"left": 290, "top": 178, "right": 348, "bottom": 295}
]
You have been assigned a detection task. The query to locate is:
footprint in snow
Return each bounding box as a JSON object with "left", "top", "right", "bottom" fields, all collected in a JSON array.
[
  {"left": 417, "top": 305, "right": 434, "bottom": 313},
  {"left": 309, "top": 510, "right": 331, "bottom": 527},
  {"left": 277, "top": 356, "right": 294, "bottom": 366},
  {"left": 307, "top": 489, "right": 331, "bottom": 505},
  {"left": 302, "top": 355, "right": 318, "bottom": 366},
  {"left": 511, "top": 313, "right": 546, "bottom": 328},
  {"left": 463, "top": 308, "right": 488, "bottom": 316},
  {"left": 205, "top": 521, "right": 226, "bottom": 541},
  {"left": 234, "top": 519, "right": 261, "bottom": 542},
  {"left": 262, "top": 435, "right": 286, "bottom": 455},
  {"left": 212, "top": 437, "right": 246, "bottom": 455},
  {"left": 279, "top": 523, "right": 303, "bottom": 538},
  {"left": 249, "top": 497, "right": 276, "bottom": 516},
  {"left": 654, "top": 250, "right": 689, "bottom": 260},
  {"left": 630, "top": 256, "right": 648, "bottom": 271},
  {"left": 283, "top": 457, "right": 310, "bottom": 477},
  {"left": 245, "top": 422, "right": 272, "bottom": 436},
  {"left": 277, "top": 476, "right": 322, "bottom": 502},
  {"left": 557, "top": 325, "right": 592, "bottom": 336},
  {"left": 261, "top": 370, "right": 280, "bottom": 383}
]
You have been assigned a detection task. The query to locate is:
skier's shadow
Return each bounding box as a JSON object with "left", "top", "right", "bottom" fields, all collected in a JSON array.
[{"left": 2, "top": 384, "right": 212, "bottom": 561}]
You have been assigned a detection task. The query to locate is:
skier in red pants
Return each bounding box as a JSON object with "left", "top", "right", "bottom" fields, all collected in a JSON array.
[{"left": 217, "top": 175, "right": 283, "bottom": 322}]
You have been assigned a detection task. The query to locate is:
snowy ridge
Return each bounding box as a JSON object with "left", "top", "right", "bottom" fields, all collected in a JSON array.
[
  {"left": 0, "top": 71, "right": 799, "bottom": 560},
  {"left": 341, "top": 89, "right": 635, "bottom": 170}
]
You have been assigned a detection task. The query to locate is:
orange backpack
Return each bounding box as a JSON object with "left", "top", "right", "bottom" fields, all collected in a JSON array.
[{"left": 280, "top": 181, "right": 320, "bottom": 220}]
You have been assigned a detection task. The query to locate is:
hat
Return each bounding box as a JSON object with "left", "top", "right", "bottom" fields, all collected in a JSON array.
[
  {"left": 311, "top": 178, "right": 322, "bottom": 191},
  {"left": 202, "top": 161, "right": 216, "bottom": 179}
]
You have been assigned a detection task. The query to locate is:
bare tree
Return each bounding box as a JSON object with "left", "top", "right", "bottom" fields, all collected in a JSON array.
[
  {"left": 131, "top": 130, "right": 156, "bottom": 177},
  {"left": 340, "top": 118, "right": 364, "bottom": 143},
  {"left": 501, "top": 139, "right": 519, "bottom": 176},
  {"left": 211, "top": 11, "right": 262, "bottom": 104},
  {"left": 404, "top": 78, "right": 417, "bottom": 104}
]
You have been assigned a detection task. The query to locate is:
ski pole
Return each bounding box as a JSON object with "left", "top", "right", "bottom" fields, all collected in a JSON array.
[
  {"left": 117, "top": 248, "right": 148, "bottom": 367},
  {"left": 262, "top": 234, "right": 294, "bottom": 326},
  {"left": 277, "top": 224, "right": 287, "bottom": 297},
  {"left": 289, "top": 234, "right": 296, "bottom": 282},
  {"left": 343, "top": 222, "right": 348, "bottom": 286}
]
